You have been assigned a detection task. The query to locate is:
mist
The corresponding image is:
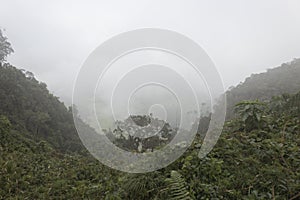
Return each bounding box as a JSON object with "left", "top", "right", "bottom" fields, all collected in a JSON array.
[{"left": 1, "top": 0, "right": 300, "bottom": 107}]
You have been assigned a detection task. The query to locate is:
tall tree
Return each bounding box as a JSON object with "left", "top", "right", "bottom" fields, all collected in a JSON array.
[{"left": 0, "top": 29, "right": 14, "bottom": 63}]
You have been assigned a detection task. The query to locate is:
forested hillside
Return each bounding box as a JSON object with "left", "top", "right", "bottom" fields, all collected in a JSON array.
[
  {"left": 225, "top": 59, "right": 300, "bottom": 118},
  {"left": 0, "top": 63, "right": 84, "bottom": 152},
  {"left": 0, "top": 30, "right": 300, "bottom": 199},
  {"left": 0, "top": 29, "right": 86, "bottom": 153},
  {"left": 1, "top": 82, "right": 299, "bottom": 199}
]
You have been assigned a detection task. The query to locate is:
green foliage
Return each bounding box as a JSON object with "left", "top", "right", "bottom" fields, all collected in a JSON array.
[
  {"left": 121, "top": 172, "right": 165, "bottom": 200},
  {"left": 0, "top": 115, "right": 11, "bottom": 134},
  {"left": 105, "top": 115, "right": 175, "bottom": 152},
  {"left": 1, "top": 83, "right": 299, "bottom": 199},
  {"left": 280, "top": 92, "right": 300, "bottom": 117},
  {"left": 0, "top": 64, "right": 84, "bottom": 152},
  {"left": 234, "top": 100, "right": 266, "bottom": 132},
  {"left": 171, "top": 91, "right": 300, "bottom": 199},
  {"left": 0, "top": 45, "right": 299, "bottom": 199},
  {"left": 165, "top": 170, "right": 193, "bottom": 200},
  {"left": 0, "top": 127, "right": 121, "bottom": 199},
  {"left": 225, "top": 58, "right": 300, "bottom": 119}
]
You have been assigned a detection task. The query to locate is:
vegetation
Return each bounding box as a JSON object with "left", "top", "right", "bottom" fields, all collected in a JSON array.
[
  {"left": 225, "top": 59, "right": 300, "bottom": 119},
  {"left": 0, "top": 29, "right": 14, "bottom": 62},
  {"left": 234, "top": 100, "right": 266, "bottom": 132},
  {"left": 1, "top": 65, "right": 299, "bottom": 199},
  {"left": 105, "top": 115, "right": 175, "bottom": 152},
  {"left": 0, "top": 29, "right": 300, "bottom": 199},
  {"left": 0, "top": 63, "right": 85, "bottom": 153},
  {"left": 165, "top": 171, "right": 193, "bottom": 200}
]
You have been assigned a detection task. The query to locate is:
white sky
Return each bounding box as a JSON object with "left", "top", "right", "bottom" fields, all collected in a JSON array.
[{"left": 1, "top": 0, "right": 300, "bottom": 104}]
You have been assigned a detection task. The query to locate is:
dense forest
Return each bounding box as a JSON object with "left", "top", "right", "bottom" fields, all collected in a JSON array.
[
  {"left": 225, "top": 58, "right": 300, "bottom": 119},
  {"left": 0, "top": 30, "right": 300, "bottom": 199}
]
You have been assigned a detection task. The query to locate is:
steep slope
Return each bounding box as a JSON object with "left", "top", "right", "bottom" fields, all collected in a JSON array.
[
  {"left": 225, "top": 58, "right": 300, "bottom": 118},
  {"left": 0, "top": 64, "right": 299, "bottom": 199},
  {"left": 0, "top": 115, "right": 121, "bottom": 199},
  {"left": 0, "top": 63, "right": 83, "bottom": 152}
]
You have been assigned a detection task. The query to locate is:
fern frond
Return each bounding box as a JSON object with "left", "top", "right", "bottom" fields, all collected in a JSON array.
[{"left": 165, "top": 170, "right": 193, "bottom": 200}]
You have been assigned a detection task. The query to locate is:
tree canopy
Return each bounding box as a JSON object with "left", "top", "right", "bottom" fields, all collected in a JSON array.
[
  {"left": 0, "top": 29, "right": 14, "bottom": 63},
  {"left": 0, "top": 32, "right": 299, "bottom": 199}
]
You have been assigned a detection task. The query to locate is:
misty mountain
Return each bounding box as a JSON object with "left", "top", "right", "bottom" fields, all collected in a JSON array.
[
  {"left": 1, "top": 28, "right": 300, "bottom": 198},
  {"left": 1, "top": 64, "right": 299, "bottom": 198},
  {"left": 225, "top": 58, "right": 300, "bottom": 119}
]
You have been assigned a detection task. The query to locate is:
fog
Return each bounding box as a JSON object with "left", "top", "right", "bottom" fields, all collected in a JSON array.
[{"left": 1, "top": 0, "right": 300, "bottom": 127}]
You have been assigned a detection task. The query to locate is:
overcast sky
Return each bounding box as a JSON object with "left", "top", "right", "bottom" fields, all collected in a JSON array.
[{"left": 1, "top": 0, "right": 300, "bottom": 105}]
